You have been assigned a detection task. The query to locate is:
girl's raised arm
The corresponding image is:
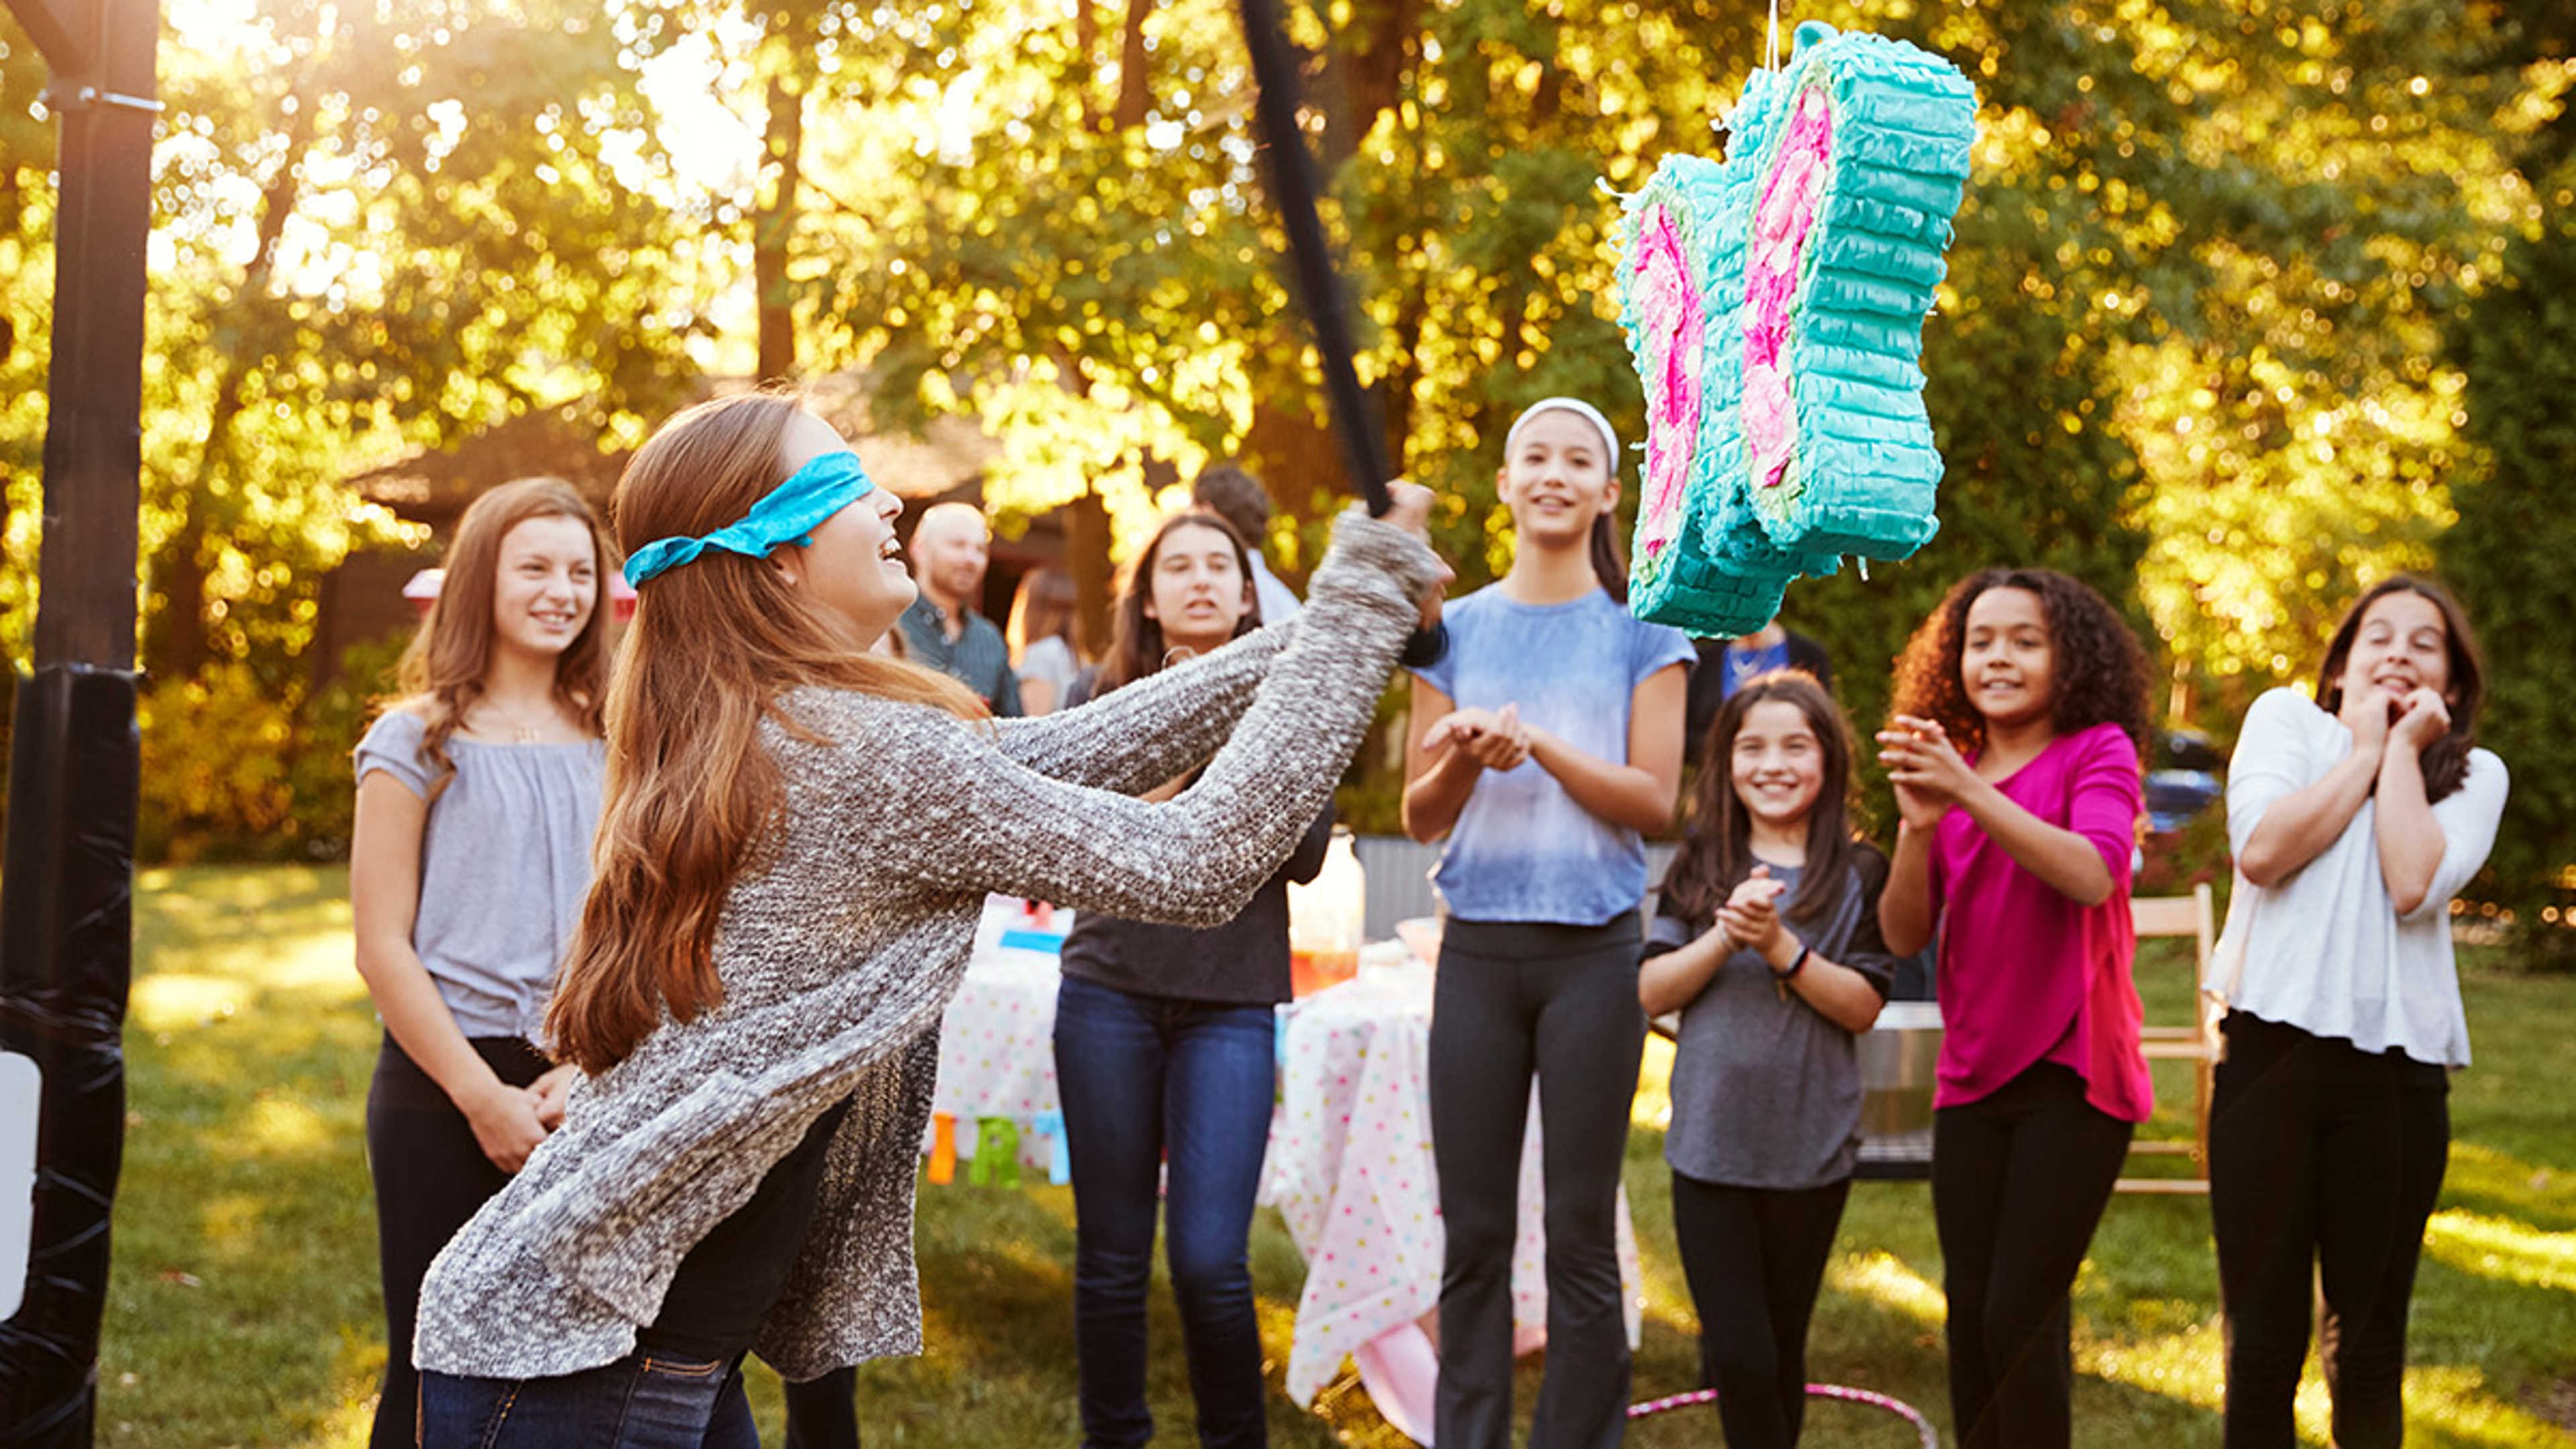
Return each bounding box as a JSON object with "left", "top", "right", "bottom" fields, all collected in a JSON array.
[
  {"left": 1882, "top": 719, "right": 2131, "bottom": 908},
  {"left": 2371, "top": 690, "right": 2509, "bottom": 919},
  {"left": 834, "top": 513, "right": 1442, "bottom": 924},
  {"left": 1957, "top": 776, "right": 2125, "bottom": 907},
  {"left": 989, "top": 625, "right": 1292, "bottom": 794},
  {"left": 2235, "top": 687, "right": 2385, "bottom": 888}
]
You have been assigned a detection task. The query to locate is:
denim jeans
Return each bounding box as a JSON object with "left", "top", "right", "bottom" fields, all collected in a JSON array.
[
  {"left": 1052, "top": 974, "right": 1277, "bottom": 1448},
  {"left": 417, "top": 1352, "right": 755, "bottom": 1448}
]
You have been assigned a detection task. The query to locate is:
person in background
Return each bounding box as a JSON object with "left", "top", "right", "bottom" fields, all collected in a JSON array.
[
  {"left": 1192, "top": 462, "right": 1303, "bottom": 623},
  {"left": 1684, "top": 617, "right": 1834, "bottom": 769},
  {"left": 1053, "top": 508, "right": 1330, "bottom": 1448},
  {"left": 1402, "top": 396, "right": 1695, "bottom": 1448},
  {"left": 1640, "top": 669, "right": 1892, "bottom": 1448},
  {"left": 2205, "top": 576, "right": 2506, "bottom": 1449},
  {"left": 898, "top": 500, "right": 1023, "bottom": 715},
  {"left": 348, "top": 476, "right": 611, "bottom": 1447},
  {"left": 1006, "top": 565, "right": 1084, "bottom": 716}
]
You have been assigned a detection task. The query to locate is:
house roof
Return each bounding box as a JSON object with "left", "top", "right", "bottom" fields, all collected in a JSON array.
[{"left": 350, "top": 376, "right": 1002, "bottom": 531}]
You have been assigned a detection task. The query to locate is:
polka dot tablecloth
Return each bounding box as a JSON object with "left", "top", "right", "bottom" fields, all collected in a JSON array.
[
  {"left": 1263, "top": 955, "right": 1644, "bottom": 1431},
  {"left": 924, "top": 898, "right": 1074, "bottom": 1183},
  {"left": 926, "top": 902, "right": 1642, "bottom": 1440}
]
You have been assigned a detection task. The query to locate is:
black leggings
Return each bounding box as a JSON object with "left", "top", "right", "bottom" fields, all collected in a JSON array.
[
  {"left": 1669, "top": 1173, "right": 1850, "bottom": 1449},
  {"left": 1931, "top": 1061, "right": 2133, "bottom": 1449},
  {"left": 2208, "top": 1012, "right": 2449, "bottom": 1449},
  {"left": 364, "top": 1032, "right": 549, "bottom": 1449},
  {"left": 1429, "top": 915, "right": 1645, "bottom": 1449},
  {"left": 781, "top": 1366, "right": 860, "bottom": 1448}
]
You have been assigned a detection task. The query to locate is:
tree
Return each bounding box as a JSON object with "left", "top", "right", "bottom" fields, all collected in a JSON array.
[
  {"left": 2441, "top": 1, "right": 2576, "bottom": 957},
  {"left": 131, "top": 0, "right": 712, "bottom": 688}
]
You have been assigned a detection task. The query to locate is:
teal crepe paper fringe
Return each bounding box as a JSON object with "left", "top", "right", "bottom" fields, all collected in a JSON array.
[{"left": 1621, "top": 19, "right": 1976, "bottom": 633}]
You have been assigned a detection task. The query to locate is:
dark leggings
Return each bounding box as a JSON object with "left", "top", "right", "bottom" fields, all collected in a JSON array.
[
  {"left": 2208, "top": 1012, "right": 2449, "bottom": 1449},
  {"left": 782, "top": 1367, "right": 860, "bottom": 1448},
  {"left": 1931, "top": 1061, "right": 2133, "bottom": 1449},
  {"left": 1428, "top": 914, "right": 1645, "bottom": 1449},
  {"left": 1669, "top": 1173, "right": 1851, "bottom": 1449},
  {"left": 364, "top": 1032, "right": 550, "bottom": 1449}
]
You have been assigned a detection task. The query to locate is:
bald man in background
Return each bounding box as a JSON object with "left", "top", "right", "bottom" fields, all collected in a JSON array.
[{"left": 898, "top": 502, "right": 1024, "bottom": 716}]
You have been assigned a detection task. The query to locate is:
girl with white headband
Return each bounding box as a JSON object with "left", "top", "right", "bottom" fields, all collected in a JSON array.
[
  {"left": 407, "top": 390, "right": 1448, "bottom": 1445},
  {"left": 1401, "top": 396, "right": 1694, "bottom": 1447}
]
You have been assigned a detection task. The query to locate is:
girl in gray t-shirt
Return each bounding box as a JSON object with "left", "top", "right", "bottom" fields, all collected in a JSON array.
[
  {"left": 1640, "top": 669, "right": 1894, "bottom": 1449},
  {"left": 347, "top": 478, "right": 611, "bottom": 1449}
]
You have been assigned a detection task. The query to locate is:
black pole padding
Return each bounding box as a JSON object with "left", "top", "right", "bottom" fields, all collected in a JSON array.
[
  {"left": 0, "top": 665, "right": 140, "bottom": 1447},
  {"left": 1236, "top": 0, "right": 1395, "bottom": 517}
]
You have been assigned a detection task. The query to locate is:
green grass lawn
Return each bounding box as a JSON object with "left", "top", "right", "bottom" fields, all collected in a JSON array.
[{"left": 93, "top": 865, "right": 2576, "bottom": 1445}]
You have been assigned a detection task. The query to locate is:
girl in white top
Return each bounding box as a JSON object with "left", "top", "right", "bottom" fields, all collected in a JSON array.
[{"left": 2205, "top": 575, "right": 2507, "bottom": 1449}]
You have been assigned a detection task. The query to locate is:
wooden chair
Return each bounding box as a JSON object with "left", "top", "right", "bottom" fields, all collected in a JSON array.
[{"left": 2116, "top": 881, "right": 2220, "bottom": 1195}]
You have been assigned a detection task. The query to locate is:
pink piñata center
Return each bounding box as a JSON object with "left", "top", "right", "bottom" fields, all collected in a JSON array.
[
  {"left": 1743, "top": 87, "right": 1832, "bottom": 493},
  {"left": 1634, "top": 204, "right": 1703, "bottom": 561}
]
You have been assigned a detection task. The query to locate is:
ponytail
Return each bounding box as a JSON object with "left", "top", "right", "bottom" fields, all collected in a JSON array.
[{"left": 1589, "top": 514, "right": 1628, "bottom": 604}]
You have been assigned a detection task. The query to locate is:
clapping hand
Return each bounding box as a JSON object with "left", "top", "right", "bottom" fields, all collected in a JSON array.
[
  {"left": 1877, "top": 714, "right": 1972, "bottom": 826},
  {"left": 1715, "top": 863, "right": 1790, "bottom": 957},
  {"left": 1423, "top": 702, "right": 1531, "bottom": 772}
]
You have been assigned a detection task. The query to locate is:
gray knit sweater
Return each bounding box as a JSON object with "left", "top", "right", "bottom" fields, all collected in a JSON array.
[{"left": 413, "top": 513, "right": 1440, "bottom": 1383}]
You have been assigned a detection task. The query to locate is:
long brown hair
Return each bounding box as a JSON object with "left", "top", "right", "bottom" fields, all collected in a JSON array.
[
  {"left": 547, "top": 391, "right": 983, "bottom": 1073},
  {"left": 1005, "top": 565, "right": 1081, "bottom": 665},
  {"left": 1662, "top": 670, "right": 1860, "bottom": 926},
  {"left": 390, "top": 476, "right": 614, "bottom": 792},
  {"left": 1089, "top": 509, "right": 1261, "bottom": 696},
  {"left": 2314, "top": 575, "right": 2484, "bottom": 804},
  {"left": 1889, "top": 568, "right": 2153, "bottom": 759}
]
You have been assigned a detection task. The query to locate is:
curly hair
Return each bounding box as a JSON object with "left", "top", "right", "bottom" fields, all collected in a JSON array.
[{"left": 1889, "top": 568, "right": 2153, "bottom": 757}]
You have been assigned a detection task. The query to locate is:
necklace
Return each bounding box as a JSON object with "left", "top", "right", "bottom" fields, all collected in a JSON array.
[{"left": 479, "top": 695, "right": 557, "bottom": 743}]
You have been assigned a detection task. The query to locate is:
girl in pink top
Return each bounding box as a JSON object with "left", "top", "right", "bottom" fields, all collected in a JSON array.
[{"left": 1875, "top": 568, "right": 2153, "bottom": 1449}]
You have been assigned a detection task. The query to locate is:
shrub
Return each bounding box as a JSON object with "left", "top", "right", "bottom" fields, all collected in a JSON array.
[{"left": 136, "top": 637, "right": 401, "bottom": 864}]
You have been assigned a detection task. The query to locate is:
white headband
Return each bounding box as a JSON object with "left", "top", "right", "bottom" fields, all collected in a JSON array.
[{"left": 1504, "top": 397, "right": 1621, "bottom": 468}]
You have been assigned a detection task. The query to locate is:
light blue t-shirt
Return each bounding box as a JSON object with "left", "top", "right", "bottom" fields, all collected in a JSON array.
[{"left": 1412, "top": 585, "right": 1695, "bottom": 924}]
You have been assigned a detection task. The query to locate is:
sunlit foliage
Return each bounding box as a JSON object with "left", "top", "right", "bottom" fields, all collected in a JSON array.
[{"left": 2, "top": 0, "right": 2571, "bottom": 882}]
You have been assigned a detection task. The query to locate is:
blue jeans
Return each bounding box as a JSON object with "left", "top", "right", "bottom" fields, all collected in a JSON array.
[
  {"left": 1052, "top": 974, "right": 1277, "bottom": 1448},
  {"left": 417, "top": 1352, "right": 755, "bottom": 1448}
]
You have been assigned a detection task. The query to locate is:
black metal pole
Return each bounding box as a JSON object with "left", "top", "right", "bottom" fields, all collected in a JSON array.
[
  {"left": 1236, "top": 0, "right": 1394, "bottom": 517},
  {"left": 0, "top": 0, "right": 158, "bottom": 1442}
]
